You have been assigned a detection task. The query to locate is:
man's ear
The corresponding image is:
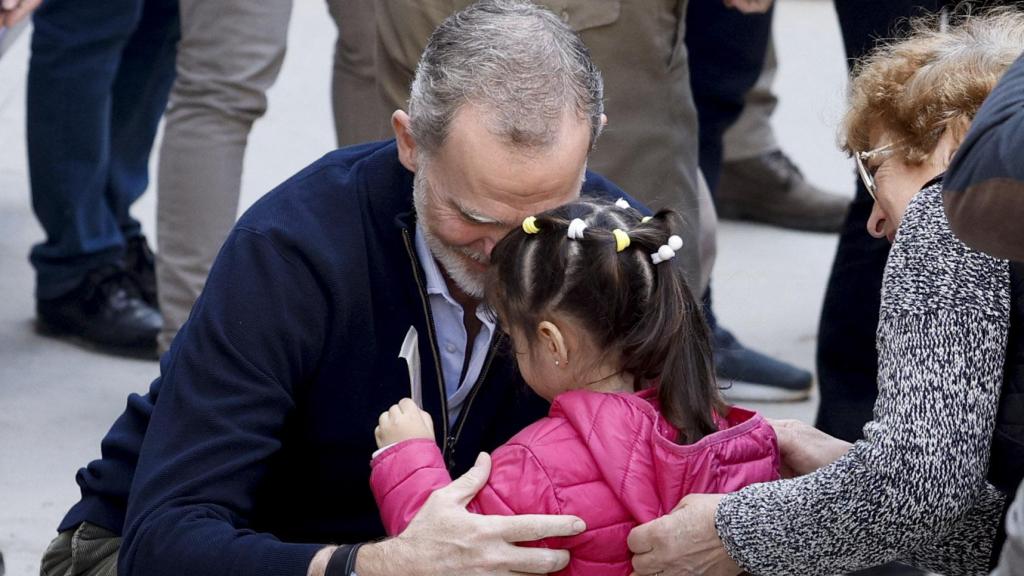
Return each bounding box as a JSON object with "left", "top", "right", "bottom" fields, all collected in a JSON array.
[
  {"left": 537, "top": 321, "right": 569, "bottom": 367},
  {"left": 392, "top": 110, "right": 418, "bottom": 173}
]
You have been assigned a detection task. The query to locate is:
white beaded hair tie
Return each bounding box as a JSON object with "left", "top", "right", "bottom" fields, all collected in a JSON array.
[
  {"left": 567, "top": 218, "right": 588, "bottom": 240},
  {"left": 650, "top": 235, "right": 684, "bottom": 265},
  {"left": 615, "top": 197, "right": 630, "bottom": 209}
]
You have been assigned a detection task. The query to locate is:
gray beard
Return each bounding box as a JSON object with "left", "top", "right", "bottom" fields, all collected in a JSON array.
[{"left": 413, "top": 170, "right": 487, "bottom": 299}]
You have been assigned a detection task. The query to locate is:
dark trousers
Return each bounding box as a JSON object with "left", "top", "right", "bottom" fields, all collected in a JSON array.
[
  {"left": 815, "top": 0, "right": 942, "bottom": 442},
  {"left": 685, "top": 2, "right": 774, "bottom": 194},
  {"left": 27, "top": 0, "right": 179, "bottom": 300},
  {"left": 686, "top": 1, "right": 775, "bottom": 326}
]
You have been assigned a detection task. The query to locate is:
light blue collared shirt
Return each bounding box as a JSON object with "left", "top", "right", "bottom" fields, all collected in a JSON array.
[{"left": 414, "top": 225, "right": 497, "bottom": 425}]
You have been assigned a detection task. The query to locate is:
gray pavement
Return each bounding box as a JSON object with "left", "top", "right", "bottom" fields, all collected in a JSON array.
[{"left": 0, "top": 1, "right": 855, "bottom": 573}]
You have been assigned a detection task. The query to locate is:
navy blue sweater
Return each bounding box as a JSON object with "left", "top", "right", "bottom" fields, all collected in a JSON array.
[
  {"left": 944, "top": 52, "right": 1024, "bottom": 263},
  {"left": 58, "top": 141, "right": 631, "bottom": 576}
]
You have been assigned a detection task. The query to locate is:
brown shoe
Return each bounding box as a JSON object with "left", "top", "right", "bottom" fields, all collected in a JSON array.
[{"left": 716, "top": 150, "right": 850, "bottom": 233}]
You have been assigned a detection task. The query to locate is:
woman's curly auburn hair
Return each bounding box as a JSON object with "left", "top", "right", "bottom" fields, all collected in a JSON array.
[{"left": 842, "top": 7, "right": 1024, "bottom": 165}]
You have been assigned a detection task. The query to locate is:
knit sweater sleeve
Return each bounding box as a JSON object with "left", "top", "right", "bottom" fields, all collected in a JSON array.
[
  {"left": 902, "top": 482, "right": 1005, "bottom": 575},
  {"left": 714, "top": 184, "right": 1011, "bottom": 576}
]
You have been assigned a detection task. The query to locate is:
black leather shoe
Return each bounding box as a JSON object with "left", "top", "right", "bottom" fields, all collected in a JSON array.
[
  {"left": 124, "top": 234, "right": 158, "bottom": 308},
  {"left": 36, "top": 265, "right": 162, "bottom": 356}
]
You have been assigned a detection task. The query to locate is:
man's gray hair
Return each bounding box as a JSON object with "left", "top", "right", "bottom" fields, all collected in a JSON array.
[{"left": 408, "top": 0, "right": 604, "bottom": 156}]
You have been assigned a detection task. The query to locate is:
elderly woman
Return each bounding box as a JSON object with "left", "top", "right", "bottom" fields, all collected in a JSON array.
[{"left": 627, "top": 11, "right": 1024, "bottom": 576}]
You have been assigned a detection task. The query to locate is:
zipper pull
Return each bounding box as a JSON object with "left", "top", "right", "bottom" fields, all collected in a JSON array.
[{"left": 444, "top": 435, "right": 457, "bottom": 470}]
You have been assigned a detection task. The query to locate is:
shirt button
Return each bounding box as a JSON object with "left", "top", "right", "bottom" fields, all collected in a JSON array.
[
  {"left": 561, "top": 10, "right": 570, "bottom": 22},
  {"left": 446, "top": 343, "right": 457, "bottom": 354}
]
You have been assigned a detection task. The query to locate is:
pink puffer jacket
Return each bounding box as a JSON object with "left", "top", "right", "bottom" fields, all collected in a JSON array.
[{"left": 370, "top": 389, "right": 780, "bottom": 575}]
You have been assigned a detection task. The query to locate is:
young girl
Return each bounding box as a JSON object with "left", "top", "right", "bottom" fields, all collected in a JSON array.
[{"left": 370, "top": 199, "right": 779, "bottom": 575}]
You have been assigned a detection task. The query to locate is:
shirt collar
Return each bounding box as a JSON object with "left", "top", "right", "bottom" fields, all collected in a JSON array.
[{"left": 414, "top": 223, "right": 456, "bottom": 300}]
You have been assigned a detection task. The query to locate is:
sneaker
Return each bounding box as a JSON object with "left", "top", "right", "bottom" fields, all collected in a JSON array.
[
  {"left": 36, "top": 265, "right": 162, "bottom": 357},
  {"left": 124, "top": 234, "right": 158, "bottom": 308},
  {"left": 714, "top": 324, "right": 812, "bottom": 402},
  {"left": 716, "top": 150, "right": 850, "bottom": 233}
]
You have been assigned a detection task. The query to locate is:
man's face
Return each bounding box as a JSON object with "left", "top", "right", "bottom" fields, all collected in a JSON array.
[{"left": 415, "top": 105, "right": 592, "bottom": 298}]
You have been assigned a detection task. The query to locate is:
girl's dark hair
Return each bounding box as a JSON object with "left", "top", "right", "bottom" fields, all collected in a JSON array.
[{"left": 485, "top": 198, "right": 725, "bottom": 444}]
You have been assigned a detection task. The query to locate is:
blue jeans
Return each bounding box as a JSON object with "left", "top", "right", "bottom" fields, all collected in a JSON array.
[{"left": 27, "top": 0, "right": 179, "bottom": 300}]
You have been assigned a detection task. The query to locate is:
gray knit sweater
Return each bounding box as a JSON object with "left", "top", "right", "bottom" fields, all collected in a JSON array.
[{"left": 715, "top": 183, "right": 1012, "bottom": 576}]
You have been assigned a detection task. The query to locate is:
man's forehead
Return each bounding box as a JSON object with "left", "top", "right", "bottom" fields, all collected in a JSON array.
[
  {"left": 446, "top": 182, "right": 582, "bottom": 227},
  {"left": 433, "top": 108, "right": 587, "bottom": 188}
]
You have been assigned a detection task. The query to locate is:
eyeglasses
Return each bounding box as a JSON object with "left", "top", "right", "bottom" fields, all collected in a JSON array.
[{"left": 854, "top": 143, "right": 898, "bottom": 201}]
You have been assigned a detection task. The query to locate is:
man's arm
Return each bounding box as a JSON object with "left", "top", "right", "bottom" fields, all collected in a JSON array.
[
  {"left": 118, "top": 228, "right": 331, "bottom": 576},
  {"left": 310, "top": 453, "right": 584, "bottom": 576}
]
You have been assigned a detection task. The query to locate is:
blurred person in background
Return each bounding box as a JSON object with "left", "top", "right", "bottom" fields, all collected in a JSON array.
[
  {"left": 719, "top": 38, "right": 850, "bottom": 233},
  {"left": 154, "top": 0, "right": 379, "bottom": 354},
  {"left": 686, "top": 0, "right": 819, "bottom": 404},
  {"left": 24, "top": 0, "right": 177, "bottom": 355}
]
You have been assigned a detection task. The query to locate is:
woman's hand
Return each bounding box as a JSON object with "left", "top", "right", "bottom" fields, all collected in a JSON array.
[
  {"left": 769, "top": 419, "right": 852, "bottom": 477},
  {"left": 375, "top": 398, "right": 435, "bottom": 448},
  {"left": 627, "top": 494, "right": 742, "bottom": 576}
]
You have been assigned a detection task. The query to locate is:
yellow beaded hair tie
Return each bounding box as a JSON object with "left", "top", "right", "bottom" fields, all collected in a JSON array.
[
  {"left": 612, "top": 229, "right": 631, "bottom": 252},
  {"left": 522, "top": 216, "right": 540, "bottom": 234}
]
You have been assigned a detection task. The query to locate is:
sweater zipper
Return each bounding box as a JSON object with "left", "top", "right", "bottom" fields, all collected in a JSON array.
[
  {"left": 445, "top": 336, "right": 500, "bottom": 467},
  {"left": 401, "top": 227, "right": 502, "bottom": 471},
  {"left": 401, "top": 229, "right": 451, "bottom": 456}
]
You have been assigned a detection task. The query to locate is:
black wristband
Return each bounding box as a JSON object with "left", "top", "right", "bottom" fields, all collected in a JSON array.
[{"left": 325, "top": 543, "right": 364, "bottom": 576}]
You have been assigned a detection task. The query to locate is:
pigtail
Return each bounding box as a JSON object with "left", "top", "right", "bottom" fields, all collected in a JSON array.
[{"left": 620, "top": 211, "right": 725, "bottom": 444}]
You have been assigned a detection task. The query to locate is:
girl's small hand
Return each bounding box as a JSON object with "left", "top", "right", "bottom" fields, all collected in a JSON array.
[
  {"left": 375, "top": 398, "right": 435, "bottom": 448},
  {"left": 723, "top": 0, "right": 773, "bottom": 14}
]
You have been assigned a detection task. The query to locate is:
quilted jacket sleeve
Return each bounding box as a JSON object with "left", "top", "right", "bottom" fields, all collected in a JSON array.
[
  {"left": 369, "top": 439, "right": 564, "bottom": 535},
  {"left": 370, "top": 439, "right": 453, "bottom": 535}
]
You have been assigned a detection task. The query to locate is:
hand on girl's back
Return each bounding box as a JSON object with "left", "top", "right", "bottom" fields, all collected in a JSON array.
[{"left": 375, "top": 398, "right": 435, "bottom": 448}]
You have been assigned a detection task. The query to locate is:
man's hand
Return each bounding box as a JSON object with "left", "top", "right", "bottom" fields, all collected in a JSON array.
[
  {"left": 1, "top": 0, "right": 42, "bottom": 29},
  {"left": 769, "top": 418, "right": 852, "bottom": 478},
  {"left": 355, "top": 452, "right": 586, "bottom": 575},
  {"left": 375, "top": 398, "right": 435, "bottom": 448},
  {"left": 723, "top": 0, "right": 773, "bottom": 14},
  {"left": 628, "top": 494, "right": 742, "bottom": 576}
]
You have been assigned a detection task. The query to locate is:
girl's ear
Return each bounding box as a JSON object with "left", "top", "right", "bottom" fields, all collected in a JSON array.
[{"left": 537, "top": 320, "right": 569, "bottom": 367}]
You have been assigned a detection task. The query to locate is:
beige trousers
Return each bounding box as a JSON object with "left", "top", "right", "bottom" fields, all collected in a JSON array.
[
  {"left": 155, "top": 0, "right": 380, "bottom": 352},
  {"left": 722, "top": 38, "right": 779, "bottom": 162}
]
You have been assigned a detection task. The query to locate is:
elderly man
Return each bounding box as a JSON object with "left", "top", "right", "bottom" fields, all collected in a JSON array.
[{"left": 42, "top": 2, "right": 642, "bottom": 575}]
